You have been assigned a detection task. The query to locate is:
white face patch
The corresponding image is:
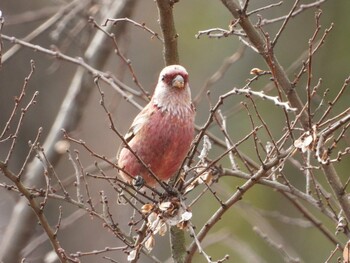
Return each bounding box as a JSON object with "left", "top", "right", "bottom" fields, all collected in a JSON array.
[
  {"left": 153, "top": 65, "right": 192, "bottom": 118},
  {"left": 158, "top": 65, "right": 188, "bottom": 83}
]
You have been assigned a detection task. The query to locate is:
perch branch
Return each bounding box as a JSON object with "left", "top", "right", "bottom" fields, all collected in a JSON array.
[{"left": 155, "top": 0, "right": 179, "bottom": 65}]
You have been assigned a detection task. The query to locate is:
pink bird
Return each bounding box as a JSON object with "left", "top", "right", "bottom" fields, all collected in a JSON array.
[{"left": 117, "top": 65, "right": 195, "bottom": 187}]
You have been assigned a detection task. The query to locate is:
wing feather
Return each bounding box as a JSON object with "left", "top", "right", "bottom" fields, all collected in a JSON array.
[
  {"left": 124, "top": 106, "right": 153, "bottom": 142},
  {"left": 117, "top": 103, "right": 155, "bottom": 159}
]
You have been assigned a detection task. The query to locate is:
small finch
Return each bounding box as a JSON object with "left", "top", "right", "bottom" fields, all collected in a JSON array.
[{"left": 117, "top": 65, "right": 195, "bottom": 187}]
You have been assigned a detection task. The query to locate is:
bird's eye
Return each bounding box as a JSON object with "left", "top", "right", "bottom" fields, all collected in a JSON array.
[{"left": 161, "top": 75, "right": 165, "bottom": 81}]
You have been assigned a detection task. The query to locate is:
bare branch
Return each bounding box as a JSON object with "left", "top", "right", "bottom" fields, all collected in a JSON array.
[
  {"left": 194, "top": 45, "right": 246, "bottom": 105},
  {"left": 0, "top": 2, "right": 137, "bottom": 261},
  {"left": 220, "top": 0, "right": 309, "bottom": 129},
  {"left": 91, "top": 18, "right": 150, "bottom": 99},
  {"left": 186, "top": 147, "right": 293, "bottom": 262},
  {"left": 196, "top": 27, "right": 246, "bottom": 39},
  {"left": 0, "top": 162, "right": 71, "bottom": 263},
  {"left": 155, "top": 0, "right": 179, "bottom": 65},
  {"left": 231, "top": 87, "right": 297, "bottom": 112},
  {"left": 260, "top": 0, "right": 328, "bottom": 26},
  {"left": 2, "top": 0, "right": 85, "bottom": 63},
  {"left": 272, "top": 0, "right": 300, "bottom": 47},
  {"left": 4, "top": 86, "right": 39, "bottom": 164},
  {"left": 104, "top": 17, "right": 163, "bottom": 43},
  {"left": 318, "top": 76, "right": 350, "bottom": 126},
  {"left": 247, "top": 1, "right": 283, "bottom": 16},
  {"left": 254, "top": 226, "right": 300, "bottom": 263}
]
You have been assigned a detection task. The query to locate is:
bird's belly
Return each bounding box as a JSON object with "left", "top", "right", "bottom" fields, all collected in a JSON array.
[{"left": 120, "top": 110, "right": 194, "bottom": 185}]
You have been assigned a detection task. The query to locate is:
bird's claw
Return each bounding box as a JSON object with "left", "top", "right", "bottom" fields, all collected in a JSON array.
[{"left": 132, "top": 175, "right": 145, "bottom": 189}]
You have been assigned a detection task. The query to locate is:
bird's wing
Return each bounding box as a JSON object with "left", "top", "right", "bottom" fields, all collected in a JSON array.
[
  {"left": 116, "top": 103, "right": 156, "bottom": 160},
  {"left": 124, "top": 103, "right": 155, "bottom": 143}
]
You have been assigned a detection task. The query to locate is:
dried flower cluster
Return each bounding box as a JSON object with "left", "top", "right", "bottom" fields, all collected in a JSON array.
[{"left": 127, "top": 198, "right": 192, "bottom": 261}]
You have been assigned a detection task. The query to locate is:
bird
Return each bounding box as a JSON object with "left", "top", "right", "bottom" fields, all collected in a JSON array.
[{"left": 117, "top": 65, "right": 195, "bottom": 188}]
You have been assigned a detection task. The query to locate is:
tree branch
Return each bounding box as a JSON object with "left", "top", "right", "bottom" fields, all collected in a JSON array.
[
  {"left": 220, "top": 0, "right": 309, "bottom": 128},
  {"left": 0, "top": 162, "right": 69, "bottom": 263},
  {"left": 0, "top": 1, "right": 136, "bottom": 261},
  {"left": 155, "top": 0, "right": 179, "bottom": 65}
]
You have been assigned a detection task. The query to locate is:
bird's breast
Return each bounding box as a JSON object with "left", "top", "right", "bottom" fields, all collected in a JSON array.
[{"left": 121, "top": 105, "right": 194, "bottom": 184}]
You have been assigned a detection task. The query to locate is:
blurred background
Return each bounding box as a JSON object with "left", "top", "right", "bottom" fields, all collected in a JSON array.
[{"left": 1, "top": 0, "right": 350, "bottom": 262}]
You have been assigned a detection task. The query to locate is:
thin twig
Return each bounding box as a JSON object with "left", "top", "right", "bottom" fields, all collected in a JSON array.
[
  {"left": 272, "top": 0, "right": 300, "bottom": 47},
  {"left": 318, "top": 76, "right": 350, "bottom": 126},
  {"left": 247, "top": 1, "right": 283, "bottom": 16},
  {"left": 283, "top": 192, "right": 340, "bottom": 248},
  {"left": 194, "top": 45, "right": 246, "bottom": 105},
  {"left": 104, "top": 17, "right": 163, "bottom": 42},
  {"left": 195, "top": 27, "right": 246, "bottom": 39},
  {"left": 1, "top": 59, "right": 36, "bottom": 140},
  {"left": 260, "top": 0, "right": 327, "bottom": 26},
  {"left": 217, "top": 110, "right": 238, "bottom": 170},
  {"left": 185, "top": 146, "right": 294, "bottom": 262},
  {"left": 4, "top": 85, "right": 39, "bottom": 165},
  {"left": 2, "top": 0, "right": 84, "bottom": 63},
  {"left": 253, "top": 226, "right": 300, "bottom": 263},
  {"left": 91, "top": 18, "right": 150, "bottom": 99},
  {"left": 0, "top": 162, "right": 71, "bottom": 263},
  {"left": 0, "top": 2, "right": 137, "bottom": 261}
]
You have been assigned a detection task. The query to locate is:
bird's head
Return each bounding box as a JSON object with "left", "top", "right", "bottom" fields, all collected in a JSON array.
[
  {"left": 159, "top": 65, "right": 189, "bottom": 90},
  {"left": 153, "top": 65, "right": 192, "bottom": 115}
]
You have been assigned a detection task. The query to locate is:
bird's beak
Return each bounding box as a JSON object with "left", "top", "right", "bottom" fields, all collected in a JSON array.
[{"left": 172, "top": 75, "right": 185, "bottom": 89}]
